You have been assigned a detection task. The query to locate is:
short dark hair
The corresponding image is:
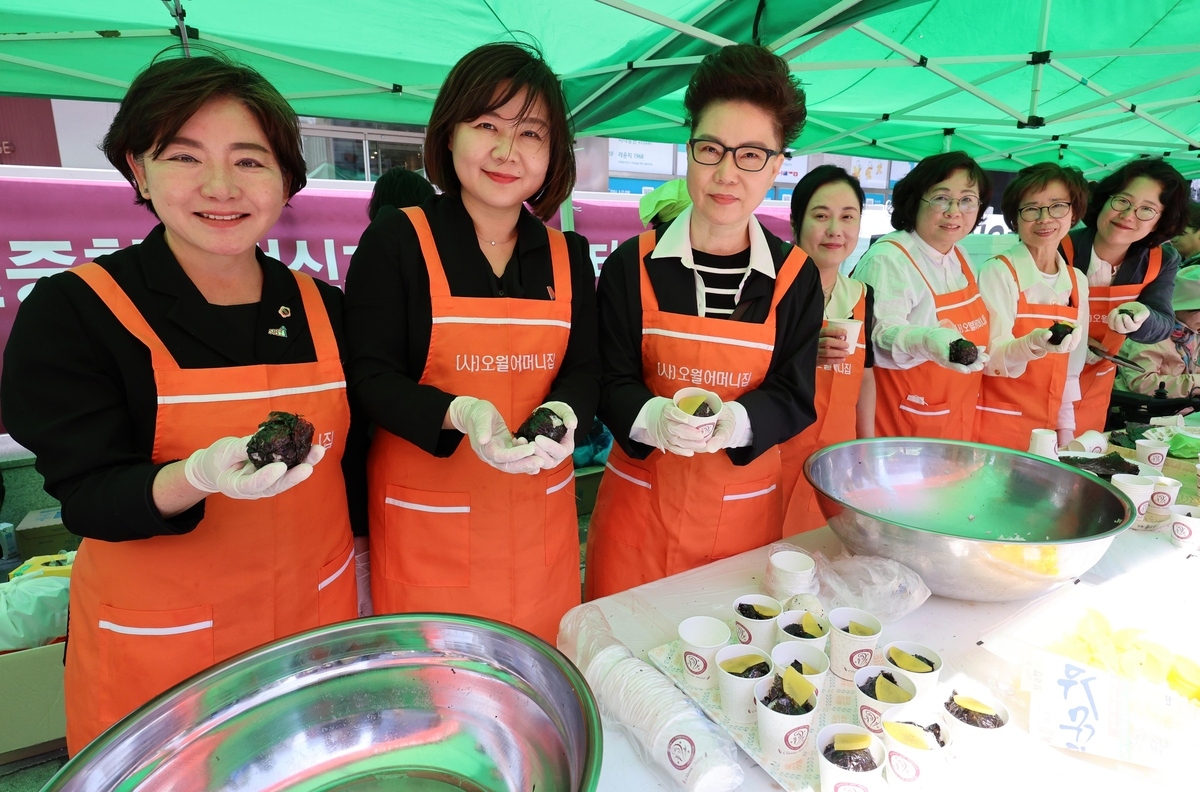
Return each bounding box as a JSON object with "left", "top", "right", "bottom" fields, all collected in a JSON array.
[
  {"left": 889, "top": 151, "right": 993, "bottom": 232},
  {"left": 683, "top": 44, "right": 806, "bottom": 149},
  {"left": 1085, "top": 159, "right": 1191, "bottom": 248},
  {"left": 368, "top": 167, "right": 435, "bottom": 220},
  {"left": 103, "top": 48, "right": 306, "bottom": 214},
  {"left": 1000, "top": 162, "right": 1089, "bottom": 230},
  {"left": 424, "top": 42, "right": 574, "bottom": 222},
  {"left": 789, "top": 165, "right": 865, "bottom": 239}
]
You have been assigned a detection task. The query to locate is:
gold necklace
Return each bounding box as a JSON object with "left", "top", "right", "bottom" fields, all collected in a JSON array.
[{"left": 476, "top": 231, "right": 517, "bottom": 247}]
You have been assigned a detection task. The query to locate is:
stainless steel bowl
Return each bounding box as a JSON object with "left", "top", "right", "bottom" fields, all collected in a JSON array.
[
  {"left": 44, "top": 614, "right": 602, "bottom": 792},
  {"left": 805, "top": 438, "right": 1134, "bottom": 602}
]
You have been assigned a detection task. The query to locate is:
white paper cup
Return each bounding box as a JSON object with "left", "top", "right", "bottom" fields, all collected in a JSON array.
[
  {"left": 771, "top": 641, "right": 831, "bottom": 697},
  {"left": 1027, "top": 428, "right": 1059, "bottom": 459},
  {"left": 828, "top": 607, "right": 882, "bottom": 680},
  {"left": 715, "top": 645, "right": 773, "bottom": 725},
  {"left": 817, "top": 723, "right": 886, "bottom": 792},
  {"left": 775, "top": 609, "right": 831, "bottom": 652},
  {"left": 672, "top": 387, "right": 722, "bottom": 439},
  {"left": 940, "top": 688, "right": 1010, "bottom": 757},
  {"left": 1146, "top": 476, "right": 1182, "bottom": 521},
  {"left": 764, "top": 548, "right": 816, "bottom": 601},
  {"left": 879, "top": 705, "right": 953, "bottom": 787},
  {"left": 733, "top": 594, "right": 782, "bottom": 652},
  {"left": 1065, "top": 429, "right": 1107, "bottom": 454},
  {"left": 881, "top": 641, "right": 943, "bottom": 701},
  {"left": 1135, "top": 439, "right": 1169, "bottom": 470},
  {"left": 1110, "top": 474, "right": 1155, "bottom": 521},
  {"left": 854, "top": 666, "right": 918, "bottom": 734},
  {"left": 1169, "top": 504, "right": 1200, "bottom": 550},
  {"left": 755, "top": 676, "right": 818, "bottom": 764},
  {"left": 826, "top": 319, "right": 863, "bottom": 349},
  {"left": 678, "top": 616, "right": 731, "bottom": 690}
]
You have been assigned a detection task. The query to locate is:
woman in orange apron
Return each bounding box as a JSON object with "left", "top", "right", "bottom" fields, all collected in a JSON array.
[
  {"left": 344, "top": 44, "right": 599, "bottom": 644},
  {"left": 0, "top": 54, "right": 360, "bottom": 754},
  {"left": 780, "top": 166, "right": 876, "bottom": 534},
  {"left": 854, "top": 152, "right": 993, "bottom": 440},
  {"left": 1058, "top": 160, "right": 1192, "bottom": 433},
  {"left": 587, "top": 45, "right": 822, "bottom": 599},
  {"left": 975, "top": 164, "right": 1090, "bottom": 450}
]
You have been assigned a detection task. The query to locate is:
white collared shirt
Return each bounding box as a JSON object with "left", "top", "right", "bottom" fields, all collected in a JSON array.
[{"left": 1088, "top": 246, "right": 1116, "bottom": 288}]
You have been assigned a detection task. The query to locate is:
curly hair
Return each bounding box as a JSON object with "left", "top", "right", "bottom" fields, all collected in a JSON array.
[{"left": 683, "top": 44, "right": 806, "bottom": 148}]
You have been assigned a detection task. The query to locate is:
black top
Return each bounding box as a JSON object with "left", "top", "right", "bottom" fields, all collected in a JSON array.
[
  {"left": 343, "top": 193, "right": 601, "bottom": 457},
  {"left": 0, "top": 225, "right": 369, "bottom": 542},
  {"left": 692, "top": 248, "right": 751, "bottom": 318},
  {"left": 597, "top": 222, "right": 823, "bottom": 465}
]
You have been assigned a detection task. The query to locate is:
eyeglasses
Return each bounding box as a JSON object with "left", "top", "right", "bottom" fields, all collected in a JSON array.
[
  {"left": 921, "top": 195, "right": 980, "bottom": 214},
  {"left": 1109, "top": 195, "right": 1160, "bottom": 222},
  {"left": 688, "top": 138, "right": 780, "bottom": 173},
  {"left": 1019, "top": 202, "right": 1072, "bottom": 222}
]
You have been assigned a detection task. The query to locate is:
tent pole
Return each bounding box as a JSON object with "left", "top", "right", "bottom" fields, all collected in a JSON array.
[
  {"left": 201, "top": 33, "right": 401, "bottom": 93},
  {"left": 804, "top": 118, "right": 922, "bottom": 160},
  {"left": 954, "top": 132, "right": 1035, "bottom": 167},
  {"left": 790, "top": 59, "right": 913, "bottom": 71},
  {"left": 593, "top": 0, "right": 735, "bottom": 48},
  {"left": 1047, "top": 62, "right": 1200, "bottom": 147},
  {"left": 161, "top": 0, "right": 190, "bottom": 57},
  {"left": 0, "top": 30, "right": 172, "bottom": 42},
  {"left": 768, "top": 0, "right": 867, "bottom": 52},
  {"left": 1043, "top": 62, "right": 1200, "bottom": 123},
  {"left": 640, "top": 107, "right": 686, "bottom": 125},
  {"left": 0, "top": 52, "right": 129, "bottom": 88},
  {"left": 791, "top": 119, "right": 887, "bottom": 155},
  {"left": 943, "top": 130, "right": 953, "bottom": 153},
  {"left": 559, "top": 196, "right": 575, "bottom": 234},
  {"left": 778, "top": 24, "right": 850, "bottom": 62},
  {"left": 1028, "top": 0, "right": 1052, "bottom": 117}
]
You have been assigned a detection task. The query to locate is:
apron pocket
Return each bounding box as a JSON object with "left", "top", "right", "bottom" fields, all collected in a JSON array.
[
  {"left": 897, "top": 398, "right": 952, "bottom": 437},
  {"left": 974, "top": 399, "right": 1026, "bottom": 450},
  {"left": 596, "top": 458, "right": 653, "bottom": 549},
  {"left": 544, "top": 466, "right": 577, "bottom": 566},
  {"left": 384, "top": 485, "right": 471, "bottom": 588},
  {"left": 714, "top": 475, "right": 781, "bottom": 559},
  {"left": 317, "top": 539, "right": 357, "bottom": 625},
  {"left": 98, "top": 603, "right": 214, "bottom": 724}
]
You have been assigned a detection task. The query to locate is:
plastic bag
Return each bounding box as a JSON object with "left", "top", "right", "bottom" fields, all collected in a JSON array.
[
  {"left": 0, "top": 573, "right": 70, "bottom": 652},
  {"left": 810, "top": 550, "right": 930, "bottom": 624},
  {"left": 559, "top": 604, "right": 744, "bottom": 792}
]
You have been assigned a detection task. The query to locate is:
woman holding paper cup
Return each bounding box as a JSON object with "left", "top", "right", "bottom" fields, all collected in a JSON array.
[
  {"left": 587, "top": 45, "right": 822, "bottom": 598},
  {"left": 1059, "top": 159, "right": 1191, "bottom": 433},
  {"left": 780, "top": 166, "right": 876, "bottom": 533},
  {"left": 974, "top": 163, "right": 1090, "bottom": 449}
]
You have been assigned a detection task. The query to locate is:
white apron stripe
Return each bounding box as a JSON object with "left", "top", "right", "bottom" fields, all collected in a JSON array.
[
  {"left": 605, "top": 462, "right": 651, "bottom": 489},
  {"left": 1094, "top": 366, "right": 1115, "bottom": 376},
  {"left": 433, "top": 316, "right": 572, "bottom": 329},
  {"left": 643, "top": 327, "right": 774, "bottom": 352},
  {"left": 99, "top": 619, "right": 213, "bottom": 636},
  {"left": 1089, "top": 295, "right": 1132, "bottom": 302},
  {"left": 1015, "top": 313, "right": 1075, "bottom": 321},
  {"left": 546, "top": 473, "right": 574, "bottom": 495},
  {"left": 385, "top": 497, "right": 470, "bottom": 514},
  {"left": 723, "top": 484, "right": 777, "bottom": 502},
  {"left": 976, "top": 405, "right": 1023, "bottom": 416},
  {"left": 158, "top": 380, "right": 346, "bottom": 405},
  {"left": 936, "top": 293, "right": 982, "bottom": 313},
  {"left": 318, "top": 548, "right": 355, "bottom": 591},
  {"left": 899, "top": 404, "right": 951, "bottom": 417}
]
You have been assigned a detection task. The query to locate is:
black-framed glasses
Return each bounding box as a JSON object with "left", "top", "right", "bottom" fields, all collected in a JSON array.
[
  {"left": 688, "top": 138, "right": 780, "bottom": 173},
  {"left": 1109, "top": 195, "right": 1160, "bottom": 222},
  {"left": 1019, "top": 202, "right": 1072, "bottom": 222},
  {"left": 920, "top": 195, "right": 980, "bottom": 214}
]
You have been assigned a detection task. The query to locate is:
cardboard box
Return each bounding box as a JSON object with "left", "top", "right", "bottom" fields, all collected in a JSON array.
[
  {"left": 15, "top": 507, "right": 80, "bottom": 560},
  {"left": 0, "top": 642, "right": 67, "bottom": 763}
]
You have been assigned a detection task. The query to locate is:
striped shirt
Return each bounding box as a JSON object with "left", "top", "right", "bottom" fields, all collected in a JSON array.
[{"left": 692, "top": 248, "right": 751, "bottom": 319}]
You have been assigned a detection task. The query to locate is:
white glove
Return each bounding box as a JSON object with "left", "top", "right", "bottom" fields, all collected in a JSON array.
[
  {"left": 259, "top": 443, "right": 323, "bottom": 497},
  {"left": 1085, "top": 347, "right": 1103, "bottom": 365},
  {"left": 184, "top": 435, "right": 319, "bottom": 500},
  {"left": 522, "top": 401, "right": 577, "bottom": 468},
  {"left": 1054, "top": 323, "right": 1084, "bottom": 353},
  {"left": 704, "top": 401, "right": 751, "bottom": 453},
  {"left": 448, "top": 395, "right": 543, "bottom": 475},
  {"left": 919, "top": 327, "right": 989, "bottom": 374},
  {"left": 1108, "top": 301, "right": 1149, "bottom": 334},
  {"left": 355, "top": 547, "right": 373, "bottom": 618},
  {"left": 641, "top": 396, "right": 710, "bottom": 456}
]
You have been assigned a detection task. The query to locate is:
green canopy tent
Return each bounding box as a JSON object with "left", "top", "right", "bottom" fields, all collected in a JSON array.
[{"left": 2, "top": 0, "right": 1199, "bottom": 178}]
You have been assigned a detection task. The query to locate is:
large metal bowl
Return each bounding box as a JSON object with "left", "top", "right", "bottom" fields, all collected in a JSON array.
[
  {"left": 43, "top": 614, "right": 602, "bottom": 792},
  {"left": 805, "top": 438, "right": 1134, "bottom": 602}
]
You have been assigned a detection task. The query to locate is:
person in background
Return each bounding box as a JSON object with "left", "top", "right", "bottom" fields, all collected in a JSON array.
[
  {"left": 780, "top": 165, "right": 875, "bottom": 534},
  {"left": 1173, "top": 201, "right": 1200, "bottom": 269},
  {"left": 368, "top": 166, "right": 436, "bottom": 221},
  {"left": 1, "top": 52, "right": 362, "bottom": 754},
  {"left": 1059, "top": 159, "right": 1191, "bottom": 433},
  {"left": 639, "top": 178, "right": 692, "bottom": 229},
  {"left": 587, "top": 44, "right": 821, "bottom": 599},
  {"left": 853, "top": 151, "right": 992, "bottom": 440},
  {"left": 1115, "top": 266, "right": 1200, "bottom": 399},
  {"left": 974, "top": 163, "right": 1089, "bottom": 449},
  {"left": 344, "top": 43, "right": 599, "bottom": 643}
]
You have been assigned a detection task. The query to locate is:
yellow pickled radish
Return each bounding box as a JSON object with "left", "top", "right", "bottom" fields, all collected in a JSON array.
[
  {"left": 874, "top": 675, "right": 913, "bottom": 703},
  {"left": 833, "top": 733, "right": 872, "bottom": 752},
  {"left": 800, "top": 662, "right": 820, "bottom": 675},
  {"left": 752, "top": 604, "right": 781, "bottom": 618},
  {"left": 1118, "top": 649, "right": 1148, "bottom": 680},
  {"left": 801, "top": 611, "right": 826, "bottom": 637},
  {"left": 719, "top": 654, "right": 765, "bottom": 675},
  {"left": 783, "top": 665, "right": 817, "bottom": 705},
  {"left": 883, "top": 721, "right": 933, "bottom": 750},
  {"left": 848, "top": 620, "right": 876, "bottom": 636},
  {"left": 888, "top": 646, "right": 934, "bottom": 673},
  {"left": 678, "top": 395, "right": 708, "bottom": 416},
  {"left": 1111, "top": 627, "right": 1145, "bottom": 652},
  {"left": 953, "top": 695, "right": 996, "bottom": 716}
]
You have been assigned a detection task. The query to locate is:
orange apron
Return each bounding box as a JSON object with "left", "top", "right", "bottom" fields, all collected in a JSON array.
[
  {"left": 64, "top": 264, "right": 355, "bottom": 755},
  {"left": 972, "top": 255, "right": 1080, "bottom": 450},
  {"left": 1061, "top": 235, "right": 1163, "bottom": 434},
  {"left": 367, "top": 207, "right": 578, "bottom": 644},
  {"left": 873, "top": 240, "right": 989, "bottom": 440},
  {"left": 780, "top": 280, "right": 867, "bottom": 534},
  {"left": 585, "top": 232, "right": 806, "bottom": 600}
]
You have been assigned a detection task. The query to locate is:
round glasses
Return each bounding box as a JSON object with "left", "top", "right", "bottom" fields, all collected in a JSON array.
[
  {"left": 1109, "top": 195, "right": 1160, "bottom": 222},
  {"left": 921, "top": 195, "right": 980, "bottom": 214},
  {"left": 1018, "top": 202, "right": 1072, "bottom": 222},
  {"left": 688, "top": 138, "right": 780, "bottom": 173}
]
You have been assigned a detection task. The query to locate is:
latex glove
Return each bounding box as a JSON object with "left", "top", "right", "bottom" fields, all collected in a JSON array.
[
  {"left": 1085, "top": 347, "right": 1103, "bottom": 366},
  {"left": 524, "top": 401, "right": 578, "bottom": 468},
  {"left": 816, "top": 326, "right": 851, "bottom": 365},
  {"left": 259, "top": 443, "right": 324, "bottom": 498},
  {"left": 448, "top": 396, "right": 543, "bottom": 475},
  {"left": 704, "top": 401, "right": 750, "bottom": 453},
  {"left": 1013, "top": 328, "right": 1063, "bottom": 361},
  {"left": 1108, "top": 301, "right": 1149, "bottom": 334},
  {"left": 919, "top": 327, "right": 988, "bottom": 374},
  {"left": 185, "top": 435, "right": 291, "bottom": 500},
  {"left": 355, "top": 547, "right": 373, "bottom": 618},
  {"left": 641, "top": 396, "right": 710, "bottom": 456},
  {"left": 1054, "top": 323, "right": 1085, "bottom": 353}
]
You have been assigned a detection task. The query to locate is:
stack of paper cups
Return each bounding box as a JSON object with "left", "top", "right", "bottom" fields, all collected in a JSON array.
[
  {"left": 1027, "top": 428, "right": 1058, "bottom": 460},
  {"left": 1110, "top": 474, "right": 1154, "bottom": 525},
  {"left": 1135, "top": 439, "right": 1169, "bottom": 471},
  {"left": 1169, "top": 504, "right": 1200, "bottom": 551},
  {"left": 1144, "top": 476, "right": 1182, "bottom": 525},
  {"left": 764, "top": 548, "right": 816, "bottom": 601}
]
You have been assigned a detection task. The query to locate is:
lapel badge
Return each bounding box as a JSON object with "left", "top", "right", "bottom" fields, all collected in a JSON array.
[
  {"left": 269, "top": 326, "right": 288, "bottom": 338},
  {"left": 279, "top": 305, "right": 292, "bottom": 318}
]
